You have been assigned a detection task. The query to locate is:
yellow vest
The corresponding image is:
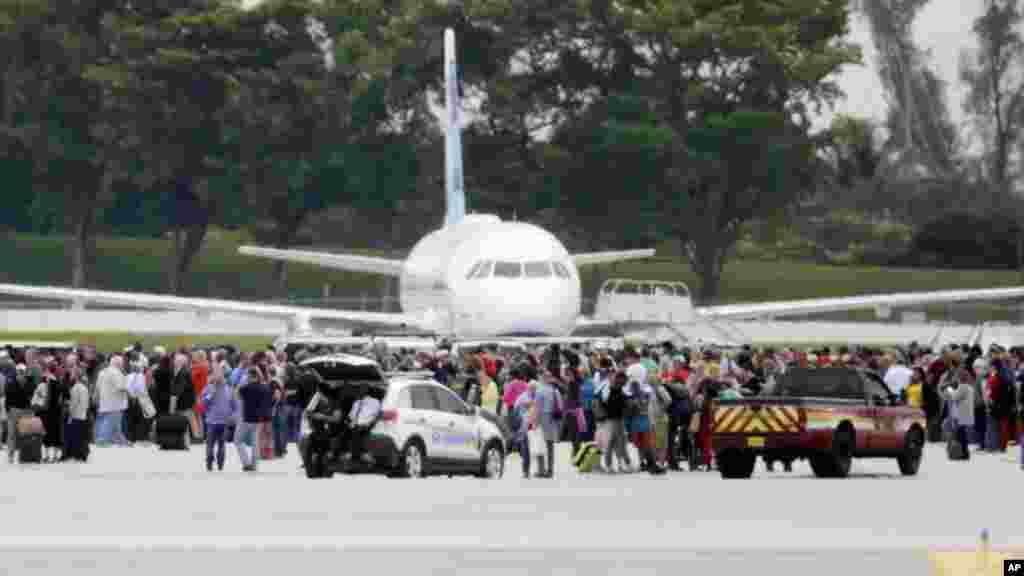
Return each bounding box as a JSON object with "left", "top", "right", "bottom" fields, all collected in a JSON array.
[{"left": 905, "top": 382, "right": 923, "bottom": 408}]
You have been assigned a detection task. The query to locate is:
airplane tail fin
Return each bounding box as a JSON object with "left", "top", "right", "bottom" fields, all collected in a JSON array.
[{"left": 444, "top": 28, "right": 465, "bottom": 228}]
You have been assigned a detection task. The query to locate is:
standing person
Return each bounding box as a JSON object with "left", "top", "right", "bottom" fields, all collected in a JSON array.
[
  {"left": 4, "top": 352, "right": 32, "bottom": 464},
  {"left": 170, "top": 353, "right": 197, "bottom": 445},
  {"left": 533, "top": 370, "right": 564, "bottom": 479},
  {"left": 95, "top": 356, "right": 129, "bottom": 447},
  {"left": 624, "top": 363, "right": 666, "bottom": 475},
  {"left": 943, "top": 367, "right": 975, "bottom": 459},
  {"left": 271, "top": 376, "right": 288, "bottom": 458},
  {"left": 201, "top": 371, "right": 236, "bottom": 471},
  {"left": 38, "top": 363, "right": 67, "bottom": 462},
  {"left": 510, "top": 381, "right": 535, "bottom": 478},
  {"left": 63, "top": 364, "right": 90, "bottom": 462},
  {"left": 664, "top": 356, "right": 692, "bottom": 471},
  {"left": 191, "top": 350, "right": 210, "bottom": 442},
  {"left": 600, "top": 370, "right": 633, "bottom": 473},
  {"left": 992, "top": 357, "right": 1016, "bottom": 452},
  {"left": 235, "top": 367, "right": 268, "bottom": 472}
]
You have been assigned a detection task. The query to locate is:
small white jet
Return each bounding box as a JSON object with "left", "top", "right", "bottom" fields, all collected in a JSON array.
[{"left": 2, "top": 30, "right": 1024, "bottom": 338}]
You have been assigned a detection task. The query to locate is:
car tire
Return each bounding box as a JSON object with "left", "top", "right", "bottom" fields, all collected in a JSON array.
[
  {"left": 477, "top": 440, "right": 505, "bottom": 479},
  {"left": 812, "top": 429, "right": 853, "bottom": 479},
  {"left": 809, "top": 454, "right": 834, "bottom": 478},
  {"left": 831, "top": 429, "right": 853, "bottom": 478},
  {"left": 397, "top": 439, "right": 427, "bottom": 479},
  {"left": 718, "top": 450, "right": 756, "bottom": 479},
  {"left": 897, "top": 429, "right": 924, "bottom": 476}
]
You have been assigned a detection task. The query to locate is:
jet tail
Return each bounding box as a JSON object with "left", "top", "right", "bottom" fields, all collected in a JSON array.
[{"left": 444, "top": 28, "right": 466, "bottom": 227}]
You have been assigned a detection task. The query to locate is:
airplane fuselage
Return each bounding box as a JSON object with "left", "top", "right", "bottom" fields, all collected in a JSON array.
[{"left": 398, "top": 214, "right": 581, "bottom": 337}]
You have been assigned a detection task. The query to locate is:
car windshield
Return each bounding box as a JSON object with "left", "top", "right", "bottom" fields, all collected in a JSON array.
[{"left": 774, "top": 368, "right": 863, "bottom": 399}]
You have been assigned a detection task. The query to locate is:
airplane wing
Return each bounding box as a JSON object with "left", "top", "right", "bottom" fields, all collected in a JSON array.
[
  {"left": 697, "top": 286, "right": 1024, "bottom": 321},
  {"left": 0, "top": 284, "right": 420, "bottom": 332},
  {"left": 238, "top": 245, "right": 404, "bottom": 277},
  {"left": 571, "top": 249, "right": 655, "bottom": 267}
]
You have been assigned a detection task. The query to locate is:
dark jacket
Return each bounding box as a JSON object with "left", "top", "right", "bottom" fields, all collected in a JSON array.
[
  {"left": 5, "top": 371, "right": 34, "bottom": 411},
  {"left": 605, "top": 385, "right": 626, "bottom": 420},
  {"left": 170, "top": 368, "right": 195, "bottom": 411},
  {"left": 239, "top": 380, "right": 272, "bottom": 424}
]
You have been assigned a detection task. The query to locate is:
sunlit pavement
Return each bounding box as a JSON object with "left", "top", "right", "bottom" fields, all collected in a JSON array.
[{"left": 0, "top": 442, "right": 1019, "bottom": 575}]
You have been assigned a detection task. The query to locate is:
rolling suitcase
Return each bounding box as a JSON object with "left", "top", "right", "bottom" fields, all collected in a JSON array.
[
  {"left": 946, "top": 437, "right": 967, "bottom": 461},
  {"left": 155, "top": 414, "right": 189, "bottom": 450},
  {"left": 18, "top": 434, "right": 42, "bottom": 463}
]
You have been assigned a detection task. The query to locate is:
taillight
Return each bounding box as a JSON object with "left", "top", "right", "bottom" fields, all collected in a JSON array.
[{"left": 380, "top": 409, "right": 399, "bottom": 423}]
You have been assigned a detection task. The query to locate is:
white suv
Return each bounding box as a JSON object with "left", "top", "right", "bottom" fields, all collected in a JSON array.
[{"left": 300, "top": 355, "right": 505, "bottom": 479}]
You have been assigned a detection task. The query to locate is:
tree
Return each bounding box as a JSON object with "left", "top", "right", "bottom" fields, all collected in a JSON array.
[
  {"left": 961, "top": 0, "right": 1024, "bottom": 200},
  {"left": 0, "top": 0, "right": 145, "bottom": 287},
  {"left": 228, "top": 0, "right": 419, "bottom": 292},
  {"left": 961, "top": 0, "right": 1024, "bottom": 266},
  {"left": 487, "top": 0, "right": 858, "bottom": 302},
  {"left": 859, "top": 0, "right": 959, "bottom": 177}
]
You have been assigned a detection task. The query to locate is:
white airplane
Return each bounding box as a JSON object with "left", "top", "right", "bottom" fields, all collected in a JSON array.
[{"left": 3, "top": 29, "right": 1024, "bottom": 339}]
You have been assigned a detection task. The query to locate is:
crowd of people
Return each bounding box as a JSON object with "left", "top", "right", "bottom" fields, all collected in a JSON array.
[{"left": 0, "top": 338, "right": 1021, "bottom": 475}]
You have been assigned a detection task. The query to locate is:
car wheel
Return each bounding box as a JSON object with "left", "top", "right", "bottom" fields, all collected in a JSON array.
[
  {"left": 809, "top": 454, "right": 834, "bottom": 478},
  {"left": 718, "top": 450, "right": 756, "bottom": 479},
  {"left": 399, "top": 440, "right": 427, "bottom": 478},
  {"left": 478, "top": 441, "right": 504, "bottom": 479},
  {"left": 897, "top": 429, "right": 924, "bottom": 476},
  {"left": 831, "top": 430, "right": 853, "bottom": 478}
]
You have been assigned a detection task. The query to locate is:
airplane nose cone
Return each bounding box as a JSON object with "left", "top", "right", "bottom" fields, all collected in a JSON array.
[{"left": 491, "top": 281, "right": 576, "bottom": 335}]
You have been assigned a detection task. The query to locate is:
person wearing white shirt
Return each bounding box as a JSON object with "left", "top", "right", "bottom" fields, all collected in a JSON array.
[
  {"left": 95, "top": 356, "right": 130, "bottom": 446},
  {"left": 64, "top": 375, "right": 91, "bottom": 461},
  {"left": 883, "top": 360, "right": 913, "bottom": 397},
  {"left": 346, "top": 383, "right": 382, "bottom": 466}
]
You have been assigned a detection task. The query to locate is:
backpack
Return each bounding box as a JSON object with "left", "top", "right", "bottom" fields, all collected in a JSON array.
[
  {"left": 508, "top": 403, "right": 524, "bottom": 433},
  {"left": 581, "top": 377, "right": 594, "bottom": 411}
]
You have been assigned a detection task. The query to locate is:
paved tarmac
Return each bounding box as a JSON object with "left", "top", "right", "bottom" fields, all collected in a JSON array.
[{"left": 0, "top": 442, "right": 1019, "bottom": 575}]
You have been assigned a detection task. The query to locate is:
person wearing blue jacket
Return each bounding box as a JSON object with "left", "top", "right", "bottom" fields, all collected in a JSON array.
[{"left": 201, "top": 372, "right": 237, "bottom": 471}]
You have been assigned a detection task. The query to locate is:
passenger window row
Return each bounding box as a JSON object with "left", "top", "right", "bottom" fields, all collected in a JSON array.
[{"left": 465, "top": 260, "right": 570, "bottom": 279}]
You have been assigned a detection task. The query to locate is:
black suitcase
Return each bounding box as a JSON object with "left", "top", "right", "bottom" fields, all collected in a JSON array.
[
  {"left": 946, "top": 438, "right": 968, "bottom": 460},
  {"left": 155, "top": 414, "right": 189, "bottom": 450},
  {"left": 19, "top": 434, "right": 42, "bottom": 463}
]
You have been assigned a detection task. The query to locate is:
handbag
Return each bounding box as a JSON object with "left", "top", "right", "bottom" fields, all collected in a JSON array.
[{"left": 575, "top": 407, "right": 587, "bottom": 434}]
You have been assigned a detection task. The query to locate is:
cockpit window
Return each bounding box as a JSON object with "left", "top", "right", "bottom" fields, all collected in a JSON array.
[
  {"left": 465, "top": 262, "right": 482, "bottom": 279},
  {"left": 552, "top": 262, "right": 570, "bottom": 278},
  {"left": 470, "top": 261, "right": 493, "bottom": 279},
  {"left": 493, "top": 261, "right": 522, "bottom": 278},
  {"left": 524, "top": 261, "right": 552, "bottom": 278}
]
